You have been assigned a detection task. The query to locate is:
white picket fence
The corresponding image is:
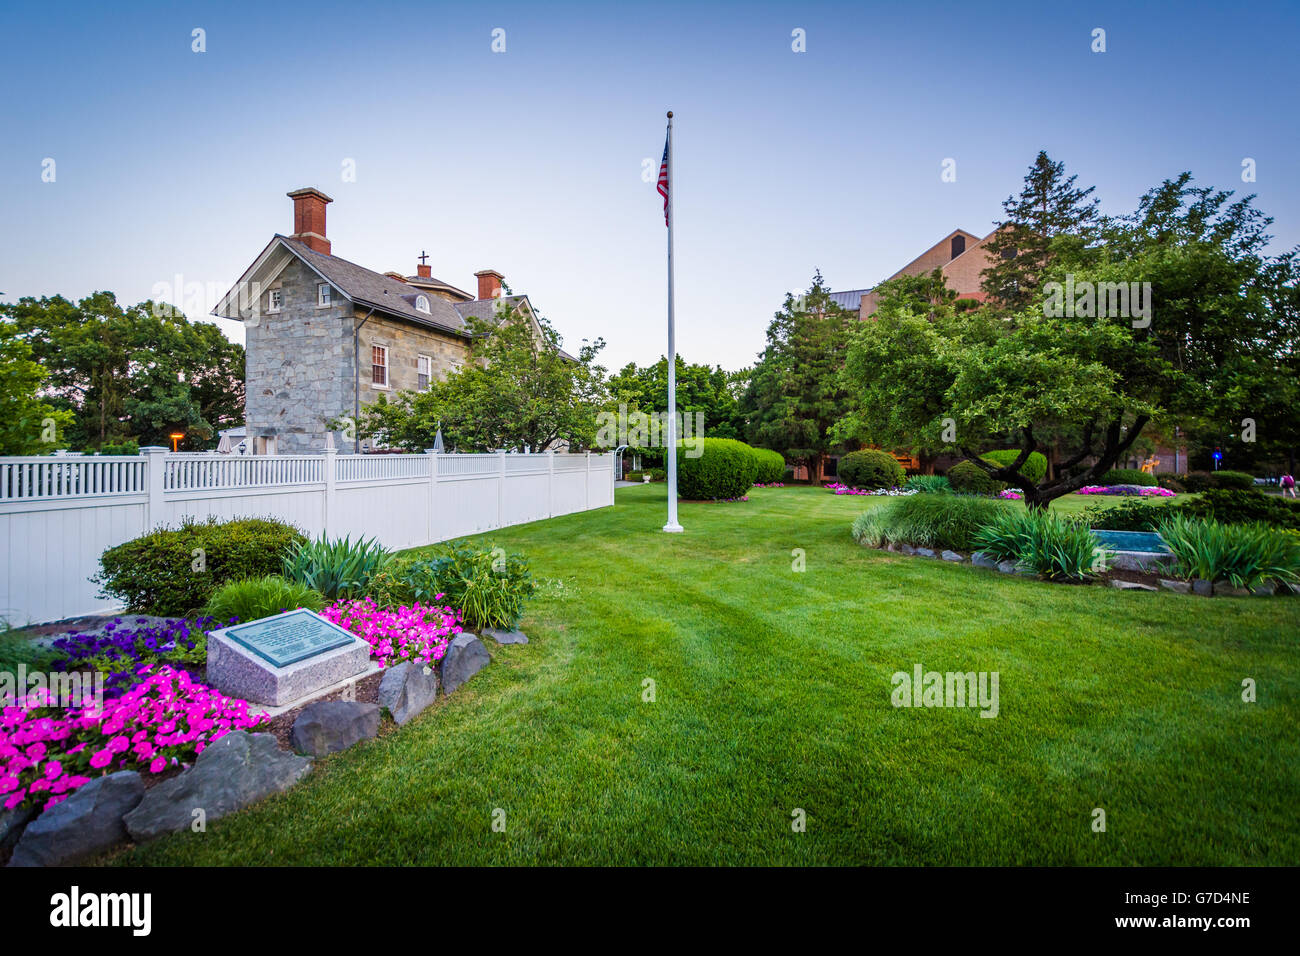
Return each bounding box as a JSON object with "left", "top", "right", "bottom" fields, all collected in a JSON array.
[{"left": 0, "top": 448, "right": 615, "bottom": 625}]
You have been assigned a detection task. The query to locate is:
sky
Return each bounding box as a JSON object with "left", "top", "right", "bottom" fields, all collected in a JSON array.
[{"left": 1, "top": 0, "right": 1297, "bottom": 373}]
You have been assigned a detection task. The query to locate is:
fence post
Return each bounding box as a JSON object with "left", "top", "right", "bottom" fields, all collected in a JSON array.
[
  {"left": 426, "top": 448, "right": 439, "bottom": 546},
  {"left": 141, "top": 446, "right": 167, "bottom": 531},
  {"left": 547, "top": 448, "right": 555, "bottom": 517},
  {"left": 498, "top": 449, "right": 507, "bottom": 529},
  {"left": 585, "top": 450, "right": 592, "bottom": 510},
  {"left": 323, "top": 447, "right": 337, "bottom": 539}
]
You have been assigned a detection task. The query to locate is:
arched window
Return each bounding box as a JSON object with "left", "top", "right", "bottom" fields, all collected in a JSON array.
[
  {"left": 415, "top": 295, "right": 431, "bottom": 314},
  {"left": 951, "top": 235, "right": 966, "bottom": 259}
]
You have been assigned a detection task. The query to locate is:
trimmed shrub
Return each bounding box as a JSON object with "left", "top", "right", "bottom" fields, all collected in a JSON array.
[
  {"left": 975, "top": 509, "right": 1102, "bottom": 581},
  {"left": 92, "top": 440, "right": 140, "bottom": 456},
  {"left": 1172, "top": 488, "right": 1300, "bottom": 530},
  {"left": 649, "top": 468, "right": 666, "bottom": 481},
  {"left": 904, "top": 474, "right": 953, "bottom": 494},
  {"left": 850, "top": 494, "right": 1006, "bottom": 551},
  {"left": 1212, "top": 469, "right": 1256, "bottom": 490},
  {"left": 751, "top": 447, "right": 786, "bottom": 484},
  {"left": 676, "top": 438, "right": 757, "bottom": 500},
  {"left": 281, "top": 535, "right": 392, "bottom": 600},
  {"left": 1183, "top": 471, "right": 1214, "bottom": 493},
  {"left": 1100, "top": 468, "right": 1158, "bottom": 487},
  {"left": 782, "top": 467, "right": 796, "bottom": 483},
  {"left": 838, "top": 449, "right": 904, "bottom": 490},
  {"left": 1157, "top": 514, "right": 1300, "bottom": 589},
  {"left": 95, "top": 517, "right": 308, "bottom": 616},
  {"left": 1157, "top": 474, "right": 1186, "bottom": 493},
  {"left": 982, "top": 449, "right": 1048, "bottom": 483},
  {"left": 946, "top": 460, "right": 1006, "bottom": 495},
  {"left": 626, "top": 470, "right": 645, "bottom": 481},
  {"left": 203, "top": 575, "right": 325, "bottom": 624}
]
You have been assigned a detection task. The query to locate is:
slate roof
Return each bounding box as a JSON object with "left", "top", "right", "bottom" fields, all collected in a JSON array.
[
  {"left": 277, "top": 235, "right": 469, "bottom": 337},
  {"left": 453, "top": 296, "right": 528, "bottom": 325}
]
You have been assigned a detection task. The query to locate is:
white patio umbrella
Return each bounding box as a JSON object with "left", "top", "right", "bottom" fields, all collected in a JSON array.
[{"left": 216, "top": 434, "right": 233, "bottom": 454}]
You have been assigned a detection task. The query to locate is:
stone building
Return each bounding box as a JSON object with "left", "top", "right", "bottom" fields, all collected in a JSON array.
[{"left": 214, "top": 188, "right": 566, "bottom": 454}]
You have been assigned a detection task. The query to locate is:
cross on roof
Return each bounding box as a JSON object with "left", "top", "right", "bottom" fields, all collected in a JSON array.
[{"left": 418, "top": 251, "right": 429, "bottom": 266}]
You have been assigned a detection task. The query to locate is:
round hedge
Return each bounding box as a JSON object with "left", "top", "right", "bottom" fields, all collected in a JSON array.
[
  {"left": 946, "top": 460, "right": 1006, "bottom": 495},
  {"left": 1100, "top": 467, "right": 1158, "bottom": 487},
  {"left": 1211, "top": 469, "right": 1255, "bottom": 490},
  {"left": 982, "top": 449, "right": 1048, "bottom": 483},
  {"left": 750, "top": 447, "right": 786, "bottom": 484},
  {"left": 838, "top": 449, "right": 905, "bottom": 490},
  {"left": 676, "top": 438, "right": 757, "bottom": 500}
]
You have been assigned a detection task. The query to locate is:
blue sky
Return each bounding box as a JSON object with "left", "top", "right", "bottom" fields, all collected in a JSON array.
[{"left": 1, "top": 0, "right": 1296, "bottom": 372}]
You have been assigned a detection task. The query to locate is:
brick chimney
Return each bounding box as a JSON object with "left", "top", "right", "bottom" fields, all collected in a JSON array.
[
  {"left": 475, "top": 269, "right": 504, "bottom": 300},
  {"left": 287, "top": 187, "right": 333, "bottom": 255}
]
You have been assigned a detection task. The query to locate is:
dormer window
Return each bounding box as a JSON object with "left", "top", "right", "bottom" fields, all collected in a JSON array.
[
  {"left": 415, "top": 295, "right": 431, "bottom": 314},
  {"left": 267, "top": 289, "right": 282, "bottom": 313},
  {"left": 317, "top": 283, "right": 331, "bottom": 307}
]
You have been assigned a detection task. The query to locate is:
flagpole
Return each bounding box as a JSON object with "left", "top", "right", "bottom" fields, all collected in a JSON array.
[{"left": 663, "top": 110, "right": 683, "bottom": 532}]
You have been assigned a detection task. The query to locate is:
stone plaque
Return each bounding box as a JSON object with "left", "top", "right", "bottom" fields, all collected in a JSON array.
[{"left": 221, "top": 608, "right": 356, "bottom": 667}]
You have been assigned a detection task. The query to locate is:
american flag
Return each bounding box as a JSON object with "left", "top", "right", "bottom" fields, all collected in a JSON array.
[{"left": 656, "top": 137, "right": 669, "bottom": 226}]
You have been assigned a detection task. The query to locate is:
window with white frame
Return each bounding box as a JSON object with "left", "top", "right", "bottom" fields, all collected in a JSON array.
[
  {"left": 371, "top": 345, "right": 388, "bottom": 387},
  {"left": 267, "top": 289, "right": 283, "bottom": 313},
  {"left": 417, "top": 354, "right": 432, "bottom": 391},
  {"left": 415, "top": 295, "right": 431, "bottom": 314},
  {"left": 317, "top": 283, "right": 331, "bottom": 307}
]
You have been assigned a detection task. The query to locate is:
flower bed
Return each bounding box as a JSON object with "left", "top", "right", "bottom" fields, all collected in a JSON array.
[
  {"left": 827, "top": 483, "right": 916, "bottom": 497},
  {"left": 998, "top": 489, "right": 1023, "bottom": 500},
  {"left": 2, "top": 665, "right": 263, "bottom": 812},
  {"left": 49, "top": 617, "right": 211, "bottom": 697},
  {"left": 1077, "top": 485, "right": 1175, "bottom": 497},
  {"left": 321, "top": 598, "right": 463, "bottom": 668}
]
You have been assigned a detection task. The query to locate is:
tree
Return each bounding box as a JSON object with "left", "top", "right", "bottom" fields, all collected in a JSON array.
[
  {"left": 2, "top": 293, "right": 244, "bottom": 449},
  {"left": 0, "top": 320, "right": 75, "bottom": 454},
  {"left": 841, "top": 168, "right": 1297, "bottom": 509},
  {"left": 980, "top": 150, "right": 1101, "bottom": 309},
  {"left": 741, "top": 271, "right": 852, "bottom": 480},
  {"left": 357, "top": 303, "right": 608, "bottom": 452}
]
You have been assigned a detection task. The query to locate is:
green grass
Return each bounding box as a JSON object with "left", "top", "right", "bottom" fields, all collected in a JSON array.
[{"left": 115, "top": 485, "right": 1299, "bottom": 866}]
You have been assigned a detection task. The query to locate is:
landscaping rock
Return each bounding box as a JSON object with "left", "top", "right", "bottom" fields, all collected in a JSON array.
[
  {"left": 9, "top": 771, "right": 143, "bottom": 867},
  {"left": 971, "top": 552, "right": 999, "bottom": 570},
  {"left": 482, "top": 627, "right": 528, "bottom": 645},
  {"left": 1192, "top": 579, "right": 1213, "bottom": 596},
  {"left": 1251, "top": 582, "right": 1277, "bottom": 597},
  {"left": 900, "top": 544, "right": 917, "bottom": 556},
  {"left": 997, "top": 560, "right": 1019, "bottom": 575},
  {"left": 1213, "top": 582, "right": 1250, "bottom": 598},
  {"left": 123, "top": 731, "right": 311, "bottom": 842},
  {"left": 0, "top": 805, "right": 35, "bottom": 854},
  {"left": 940, "top": 550, "right": 964, "bottom": 563},
  {"left": 377, "top": 661, "right": 438, "bottom": 725},
  {"left": 290, "top": 701, "right": 380, "bottom": 756},
  {"left": 440, "top": 633, "right": 490, "bottom": 695},
  {"left": 915, "top": 548, "right": 937, "bottom": 558},
  {"left": 1159, "top": 579, "right": 1191, "bottom": 594},
  {"left": 1110, "top": 579, "right": 1157, "bottom": 591}
]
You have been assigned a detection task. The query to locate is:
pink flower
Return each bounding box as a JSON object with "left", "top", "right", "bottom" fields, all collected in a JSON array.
[
  {"left": 148, "top": 756, "right": 166, "bottom": 774},
  {"left": 89, "top": 749, "right": 113, "bottom": 769}
]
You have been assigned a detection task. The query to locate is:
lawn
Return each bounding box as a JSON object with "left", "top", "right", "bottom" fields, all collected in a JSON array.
[{"left": 116, "top": 485, "right": 1300, "bottom": 866}]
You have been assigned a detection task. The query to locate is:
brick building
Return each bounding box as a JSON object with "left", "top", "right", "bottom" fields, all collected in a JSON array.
[{"left": 214, "top": 188, "right": 567, "bottom": 454}]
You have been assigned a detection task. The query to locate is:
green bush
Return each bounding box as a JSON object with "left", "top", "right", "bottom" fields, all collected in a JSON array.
[
  {"left": 281, "top": 535, "right": 392, "bottom": 600},
  {"left": 1100, "top": 468, "right": 1158, "bottom": 487},
  {"left": 95, "top": 517, "right": 308, "bottom": 616},
  {"left": 1183, "top": 471, "right": 1214, "bottom": 493},
  {"left": 203, "top": 575, "right": 325, "bottom": 624},
  {"left": 750, "top": 448, "right": 786, "bottom": 484},
  {"left": 626, "top": 470, "right": 645, "bottom": 481},
  {"left": 782, "top": 467, "right": 795, "bottom": 483},
  {"left": 1157, "top": 514, "right": 1300, "bottom": 589},
  {"left": 1079, "top": 498, "right": 1164, "bottom": 531},
  {"left": 676, "top": 438, "right": 757, "bottom": 500},
  {"left": 93, "top": 440, "right": 140, "bottom": 456},
  {"left": 946, "top": 460, "right": 1006, "bottom": 496},
  {"left": 850, "top": 494, "right": 1007, "bottom": 552},
  {"left": 974, "top": 509, "right": 1104, "bottom": 582},
  {"left": 649, "top": 468, "right": 666, "bottom": 481},
  {"left": 1172, "top": 488, "right": 1300, "bottom": 530},
  {"left": 838, "top": 449, "right": 904, "bottom": 490},
  {"left": 982, "top": 449, "right": 1048, "bottom": 483},
  {"left": 1212, "top": 469, "right": 1256, "bottom": 490},
  {"left": 402, "top": 542, "right": 536, "bottom": 628},
  {"left": 903, "top": 474, "right": 953, "bottom": 494},
  {"left": 1157, "top": 474, "right": 1186, "bottom": 493}
]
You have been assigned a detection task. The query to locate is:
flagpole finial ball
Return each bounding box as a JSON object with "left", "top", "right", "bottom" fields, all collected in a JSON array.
[{"left": 667, "top": 111, "right": 673, "bottom": 118}]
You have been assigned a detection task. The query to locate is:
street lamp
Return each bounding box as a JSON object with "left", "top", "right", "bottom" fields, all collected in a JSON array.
[{"left": 169, "top": 432, "right": 185, "bottom": 452}]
